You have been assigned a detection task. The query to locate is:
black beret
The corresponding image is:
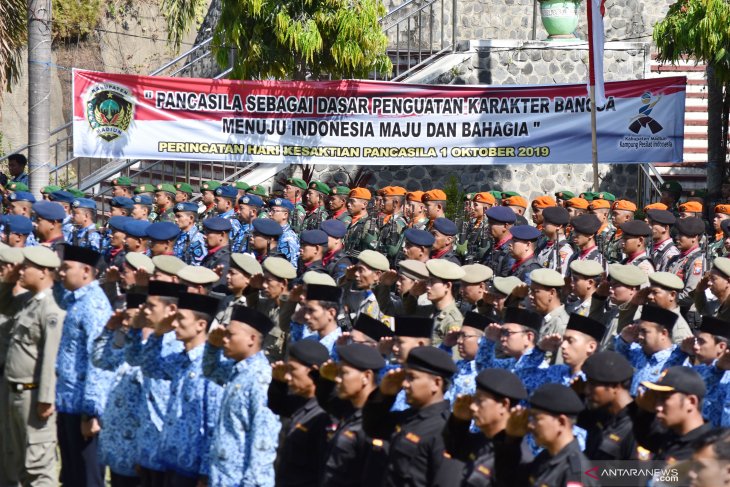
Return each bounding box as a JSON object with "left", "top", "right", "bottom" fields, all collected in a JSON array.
[
  {"left": 148, "top": 281, "right": 185, "bottom": 298},
  {"left": 462, "top": 311, "right": 490, "bottom": 330},
  {"left": 566, "top": 313, "right": 606, "bottom": 343},
  {"left": 674, "top": 217, "right": 705, "bottom": 237},
  {"left": 510, "top": 225, "right": 541, "bottom": 241},
  {"left": 289, "top": 340, "right": 330, "bottom": 367},
  {"left": 405, "top": 346, "right": 457, "bottom": 378},
  {"left": 432, "top": 218, "right": 458, "bottom": 236},
  {"left": 542, "top": 206, "right": 570, "bottom": 226},
  {"left": 620, "top": 220, "right": 652, "bottom": 237},
  {"left": 646, "top": 209, "right": 676, "bottom": 226},
  {"left": 301, "top": 229, "right": 328, "bottom": 246},
  {"left": 529, "top": 383, "right": 584, "bottom": 415},
  {"left": 336, "top": 343, "right": 386, "bottom": 371},
  {"left": 230, "top": 304, "right": 275, "bottom": 335},
  {"left": 353, "top": 314, "right": 394, "bottom": 341},
  {"left": 640, "top": 304, "right": 678, "bottom": 331},
  {"left": 582, "top": 351, "right": 634, "bottom": 383},
  {"left": 394, "top": 315, "right": 434, "bottom": 338},
  {"left": 503, "top": 307, "right": 542, "bottom": 331},
  {"left": 570, "top": 214, "right": 601, "bottom": 235},
  {"left": 698, "top": 315, "right": 730, "bottom": 340},
  {"left": 177, "top": 292, "right": 220, "bottom": 317},
  {"left": 475, "top": 368, "right": 528, "bottom": 401},
  {"left": 305, "top": 284, "right": 343, "bottom": 302},
  {"left": 404, "top": 228, "right": 435, "bottom": 247},
  {"left": 125, "top": 293, "right": 147, "bottom": 309},
  {"left": 62, "top": 244, "right": 102, "bottom": 267},
  {"left": 642, "top": 366, "right": 706, "bottom": 399},
  {"left": 252, "top": 218, "right": 283, "bottom": 237}
]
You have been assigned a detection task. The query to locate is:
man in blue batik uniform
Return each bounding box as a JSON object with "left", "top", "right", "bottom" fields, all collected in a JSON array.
[{"left": 172, "top": 202, "right": 207, "bottom": 265}]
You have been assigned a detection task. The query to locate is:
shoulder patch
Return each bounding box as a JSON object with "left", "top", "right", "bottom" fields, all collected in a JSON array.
[
  {"left": 405, "top": 432, "right": 421, "bottom": 444},
  {"left": 693, "top": 260, "right": 703, "bottom": 275},
  {"left": 476, "top": 465, "right": 492, "bottom": 477}
]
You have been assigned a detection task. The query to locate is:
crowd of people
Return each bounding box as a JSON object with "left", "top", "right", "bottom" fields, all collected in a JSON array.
[{"left": 1, "top": 167, "right": 729, "bottom": 487}]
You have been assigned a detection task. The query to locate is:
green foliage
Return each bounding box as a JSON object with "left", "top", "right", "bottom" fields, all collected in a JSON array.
[
  {"left": 443, "top": 175, "right": 465, "bottom": 221},
  {"left": 0, "top": 0, "right": 26, "bottom": 92},
  {"left": 162, "top": 0, "right": 208, "bottom": 49},
  {"left": 53, "top": 0, "right": 104, "bottom": 42}
]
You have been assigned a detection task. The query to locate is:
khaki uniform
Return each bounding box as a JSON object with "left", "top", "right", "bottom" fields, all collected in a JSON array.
[
  {"left": 401, "top": 295, "right": 464, "bottom": 349},
  {"left": 538, "top": 304, "right": 570, "bottom": 364},
  {"left": 4, "top": 290, "right": 65, "bottom": 486}
]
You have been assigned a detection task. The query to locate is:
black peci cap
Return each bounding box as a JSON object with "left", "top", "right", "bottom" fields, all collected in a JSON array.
[
  {"left": 63, "top": 244, "right": 102, "bottom": 267},
  {"left": 462, "top": 311, "right": 490, "bottom": 330},
  {"left": 148, "top": 281, "right": 185, "bottom": 298},
  {"left": 353, "top": 314, "right": 394, "bottom": 341},
  {"left": 394, "top": 315, "right": 434, "bottom": 338},
  {"left": 503, "top": 307, "right": 543, "bottom": 331},
  {"left": 230, "top": 305, "right": 275, "bottom": 335},
  {"left": 305, "top": 284, "right": 343, "bottom": 302},
  {"left": 566, "top": 313, "right": 606, "bottom": 343},
  {"left": 125, "top": 293, "right": 147, "bottom": 309},
  {"left": 698, "top": 316, "right": 730, "bottom": 341},
  {"left": 582, "top": 351, "right": 634, "bottom": 383},
  {"left": 640, "top": 304, "right": 678, "bottom": 331},
  {"left": 177, "top": 293, "right": 220, "bottom": 317}
]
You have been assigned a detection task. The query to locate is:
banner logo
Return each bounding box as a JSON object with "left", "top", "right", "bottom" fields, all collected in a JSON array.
[
  {"left": 628, "top": 91, "right": 663, "bottom": 134},
  {"left": 85, "top": 82, "right": 134, "bottom": 142}
]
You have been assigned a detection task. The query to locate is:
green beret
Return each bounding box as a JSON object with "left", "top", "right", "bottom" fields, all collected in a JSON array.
[
  {"left": 112, "top": 176, "right": 133, "bottom": 187},
  {"left": 357, "top": 250, "right": 390, "bottom": 272},
  {"left": 234, "top": 181, "right": 250, "bottom": 191},
  {"left": 501, "top": 191, "right": 521, "bottom": 199},
  {"left": 569, "top": 260, "right": 604, "bottom": 278},
  {"left": 201, "top": 181, "right": 222, "bottom": 192},
  {"left": 580, "top": 192, "right": 597, "bottom": 201},
  {"left": 286, "top": 178, "right": 307, "bottom": 190},
  {"left": 648, "top": 272, "right": 684, "bottom": 291},
  {"left": 41, "top": 185, "right": 62, "bottom": 194},
  {"left": 555, "top": 190, "right": 575, "bottom": 199},
  {"left": 460, "top": 263, "right": 494, "bottom": 283},
  {"left": 155, "top": 183, "right": 177, "bottom": 195},
  {"left": 530, "top": 268, "right": 565, "bottom": 287},
  {"left": 607, "top": 263, "right": 647, "bottom": 287},
  {"left": 308, "top": 181, "right": 331, "bottom": 195},
  {"left": 713, "top": 257, "right": 730, "bottom": 278},
  {"left": 595, "top": 192, "right": 616, "bottom": 202},
  {"left": 66, "top": 188, "right": 86, "bottom": 198},
  {"left": 263, "top": 256, "right": 297, "bottom": 280},
  {"left": 8, "top": 182, "right": 29, "bottom": 192},
  {"left": 330, "top": 186, "right": 351, "bottom": 196},
  {"left": 230, "top": 253, "right": 262, "bottom": 276},
  {"left": 134, "top": 183, "right": 156, "bottom": 194},
  {"left": 175, "top": 183, "right": 194, "bottom": 195},
  {"left": 488, "top": 190, "right": 503, "bottom": 203},
  {"left": 247, "top": 185, "right": 268, "bottom": 197}
]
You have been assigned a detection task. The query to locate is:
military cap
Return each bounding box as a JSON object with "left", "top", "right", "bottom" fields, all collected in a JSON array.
[
  {"left": 566, "top": 313, "right": 605, "bottom": 342},
  {"left": 723, "top": 219, "right": 730, "bottom": 237},
  {"left": 0, "top": 246, "right": 24, "bottom": 265},
  {"left": 426, "top": 259, "right": 465, "bottom": 281},
  {"left": 404, "top": 228, "right": 435, "bottom": 247},
  {"left": 644, "top": 202, "right": 669, "bottom": 212},
  {"left": 542, "top": 206, "right": 570, "bottom": 226},
  {"left": 530, "top": 268, "right": 565, "bottom": 288},
  {"left": 503, "top": 307, "right": 542, "bottom": 331},
  {"left": 580, "top": 192, "right": 597, "bottom": 201},
  {"left": 177, "top": 292, "right": 220, "bottom": 318},
  {"left": 230, "top": 304, "right": 274, "bottom": 335},
  {"left": 214, "top": 185, "right": 238, "bottom": 199},
  {"left": 532, "top": 196, "right": 556, "bottom": 209},
  {"left": 320, "top": 219, "right": 347, "bottom": 239},
  {"left": 432, "top": 218, "right": 458, "bottom": 236},
  {"left": 674, "top": 217, "right": 705, "bottom": 236},
  {"left": 620, "top": 220, "right": 652, "bottom": 237},
  {"left": 308, "top": 181, "right": 331, "bottom": 195},
  {"left": 178, "top": 265, "right": 219, "bottom": 285},
  {"left": 383, "top": 186, "right": 407, "bottom": 197},
  {"left": 301, "top": 230, "right": 328, "bottom": 246},
  {"left": 642, "top": 366, "right": 705, "bottom": 398},
  {"left": 485, "top": 206, "right": 516, "bottom": 224},
  {"left": 110, "top": 196, "right": 135, "bottom": 210},
  {"left": 263, "top": 256, "right": 297, "bottom": 279},
  {"left": 660, "top": 181, "right": 682, "bottom": 194},
  {"left": 569, "top": 260, "right": 603, "bottom": 278},
  {"left": 111, "top": 176, "right": 133, "bottom": 187},
  {"left": 460, "top": 263, "right": 493, "bottom": 284},
  {"left": 613, "top": 200, "right": 637, "bottom": 212},
  {"left": 132, "top": 194, "right": 154, "bottom": 206},
  {"left": 268, "top": 197, "right": 294, "bottom": 212},
  {"left": 492, "top": 276, "right": 524, "bottom": 296},
  {"left": 41, "top": 185, "right": 63, "bottom": 194},
  {"left": 337, "top": 343, "right": 386, "bottom": 371},
  {"left": 146, "top": 222, "right": 180, "bottom": 241},
  {"left": 555, "top": 190, "right": 575, "bottom": 200},
  {"left": 565, "top": 197, "right": 589, "bottom": 210},
  {"left": 230, "top": 253, "right": 262, "bottom": 276},
  {"left": 348, "top": 188, "right": 371, "bottom": 200},
  {"left": 679, "top": 201, "right": 703, "bottom": 213},
  {"left": 473, "top": 192, "right": 496, "bottom": 205},
  {"left": 640, "top": 304, "right": 678, "bottom": 330},
  {"left": 406, "top": 191, "right": 425, "bottom": 203},
  {"left": 289, "top": 340, "right": 330, "bottom": 367},
  {"left": 589, "top": 199, "right": 611, "bottom": 210},
  {"left": 596, "top": 192, "right": 616, "bottom": 202},
  {"left": 646, "top": 209, "right": 675, "bottom": 225},
  {"left": 648, "top": 272, "right": 684, "bottom": 291},
  {"left": 247, "top": 185, "right": 268, "bottom": 197},
  {"left": 463, "top": 311, "right": 490, "bottom": 330},
  {"left": 148, "top": 280, "right": 185, "bottom": 297},
  {"left": 154, "top": 183, "right": 176, "bottom": 195},
  {"left": 713, "top": 257, "right": 730, "bottom": 278},
  {"left": 125, "top": 252, "right": 154, "bottom": 273},
  {"left": 607, "top": 263, "right": 647, "bottom": 287},
  {"left": 124, "top": 220, "right": 152, "bottom": 238},
  {"left": 200, "top": 181, "right": 221, "bottom": 192},
  {"left": 306, "top": 283, "right": 343, "bottom": 302},
  {"left": 571, "top": 214, "right": 601, "bottom": 235},
  {"left": 715, "top": 204, "right": 730, "bottom": 216},
  {"left": 108, "top": 215, "right": 132, "bottom": 232},
  {"left": 251, "top": 218, "right": 282, "bottom": 237},
  {"left": 510, "top": 225, "right": 541, "bottom": 241},
  {"left": 8, "top": 182, "right": 29, "bottom": 192},
  {"left": 423, "top": 189, "right": 447, "bottom": 202},
  {"left": 503, "top": 195, "right": 528, "bottom": 209},
  {"left": 394, "top": 315, "right": 433, "bottom": 338},
  {"left": 302, "top": 271, "right": 337, "bottom": 286},
  {"left": 475, "top": 369, "right": 528, "bottom": 401},
  {"left": 22, "top": 246, "right": 60, "bottom": 268},
  {"left": 173, "top": 202, "right": 198, "bottom": 213},
  {"left": 501, "top": 191, "right": 521, "bottom": 199},
  {"left": 32, "top": 201, "right": 66, "bottom": 222},
  {"left": 172, "top": 182, "right": 193, "bottom": 195},
  {"left": 286, "top": 177, "right": 307, "bottom": 190},
  {"left": 353, "top": 314, "right": 394, "bottom": 341},
  {"left": 9, "top": 191, "right": 36, "bottom": 203},
  {"left": 405, "top": 346, "right": 457, "bottom": 378},
  {"left": 134, "top": 183, "right": 156, "bottom": 194},
  {"left": 330, "top": 186, "right": 351, "bottom": 197},
  {"left": 203, "top": 217, "right": 234, "bottom": 233},
  {"left": 67, "top": 188, "right": 86, "bottom": 198},
  {"left": 357, "top": 250, "right": 390, "bottom": 271},
  {"left": 238, "top": 194, "right": 264, "bottom": 208},
  {"left": 63, "top": 244, "right": 102, "bottom": 267},
  {"left": 126, "top": 293, "right": 147, "bottom": 309},
  {"left": 582, "top": 351, "right": 634, "bottom": 383},
  {"left": 398, "top": 260, "right": 429, "bottom": 281},
  {"left": 49, "top": 191, "right": 75, "bottom": 203},
  {"left": 529, "top": 383, "right": 584, "bottom": 415},
  {"left": 698, "top": 316, "right": 730, "bottom": 340},
  {"left": 234, "top": 181, "right": 250, "bottom": 191},
  {"left": 72, "top": 198, "right": 97, "bottom": 210},
  {"left": 152, "top": 255, "right": 185, "bottom": 275}
]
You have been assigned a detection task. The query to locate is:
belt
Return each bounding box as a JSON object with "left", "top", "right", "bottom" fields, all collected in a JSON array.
[{"left": 8, "top": 382, "right": 38, "bottom": 392}]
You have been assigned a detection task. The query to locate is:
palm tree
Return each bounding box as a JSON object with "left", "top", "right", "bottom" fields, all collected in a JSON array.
[{"left": 0, "top": 0, "right": 26, "bottom": 92}]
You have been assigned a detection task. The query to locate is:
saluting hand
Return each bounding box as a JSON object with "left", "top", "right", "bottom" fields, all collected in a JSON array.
[
  {"left": 249, "top": 273, "right": 264, "bottom": 289},
  {"left": 271, "top": 361, "right": 288, "bottom": 382},
  {"left": 635, "top": 388, "right": 657, "bottom": 412},
  {"left": 697, "top": 273, "right": 711, "bottom": 293},
  {"left": 485, "top": 323, "right": 502, "bottom": 342},
  {"left": 595, "top": 275, "right": 610, "bottom": 297},
  {"left": 452, "top": 394, "right": 474, "bottom": 421},
  {"left": 620, "top": 323, "right": 640, "bottom": 344},
  {"left": 135, "top": 267, "right": 150, "bottom": 287},
  {"left": 208, "top": 327, "right": 226, "bottom": 348},
  {"left": 380, "top": 368, "right": 405, "bottom": 396},
  {"left": 680, "top": 335, "right": 696, "bottom": 356},
  {"left": 505, "top": 406, "right": 529, "bottom": 438},
  {"left": 379, "top": 269, "right": 398, "bottom": 287},
  {"left": 538, "top": 333, "right": 563, "bottom": 353},
  {"left": 319, "top": 360, "right": 338, "bottom": 382},
  {"left": 378, "top": 336, "right": 394, "bottom": 356},
  {"left": 409, "top": 279, "right": 428, "bottom": 297},
  {"left": 510, "top": 283, "right": 529, "bottom": 300},
  {"left": 105, "top": 310, "right": 125, "bottom": 331},
  {"left": 104, "top": 266, "right": 120, "bottom": 283}
]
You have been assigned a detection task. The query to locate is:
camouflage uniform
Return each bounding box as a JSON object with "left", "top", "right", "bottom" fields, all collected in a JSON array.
[
  {"left": 344, "top": 216, "right": 378, "bottom": 257},
  {"left": 377, "top": 213, "right": 407, "bottom": 264},
  {"left": 301, "top": 206, "right": 329, "bottom": 233}
]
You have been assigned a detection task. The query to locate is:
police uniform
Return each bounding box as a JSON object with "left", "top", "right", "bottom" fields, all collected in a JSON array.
[
  {"left": 646, "top": 210, "right": 680, "bottom": 272},
  {"left": 565, "top": 214, "right": 605, "bottom": 275},
  {"left": 481, "top": 207, "right": 515, "bottom": 277},
  {"left": 618, "top": 220, "right": 655, "bottom": 275},
  {"left": 508, "top": 225, "right": 542, "bottom": 284},
  {"left": 666, "top": 217, "right": 705, "bottom": 325},
  {"left": 536, "top": 206, "right": 573, "bottom": 275}
]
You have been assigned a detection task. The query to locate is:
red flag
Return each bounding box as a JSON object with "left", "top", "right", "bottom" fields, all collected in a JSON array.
[{"left": 587, "top": 0, "right": 607, "bottom": 106}]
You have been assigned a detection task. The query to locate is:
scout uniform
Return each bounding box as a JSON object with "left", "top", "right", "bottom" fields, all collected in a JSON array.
[
  {"left": 198, "top": 180, "right": 221, "bottom": 222},
  {"left": 536, "top": 206, "right": 573, "bottom": 275},
  {"left": 328, "top": 185, "right": 353, "bottom": 225},
  {"left": 172, "top": 202, "right": 208, "bottom": 265},
  {"left": 508, "top": 225, "right": 542, "bottom": 284},
  {"left": 646, "top": 209, "right": 680, "bottom": 272},
  {"left": 153, "top": 183, "right": 177, "bottom": 223},
  {"left": 301, "top": 181, "right": 331, "bottom": 232},
  {"left": 481, "top": 206, "right": 515, "bottom": 278},
  {"left": 666, "top": 217, "right": 705, "bottom": 325},
  {"left": 344, "top": 188, "right": 378, "bottom": 257}
]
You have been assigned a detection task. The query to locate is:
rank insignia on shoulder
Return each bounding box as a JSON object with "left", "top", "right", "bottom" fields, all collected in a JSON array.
[
  {"left": 343, "top": 430, "right": 356, "bottom": 440},
  {"left": 295, "top": 423, "right": 308, "bottom": 433},
  {"left": 405, "top": 432, "right": 421, "bottom": 444},
  {"left": 477, "top": 465, "right": 491, "bottom": 477},
  {"left": 609, "top": 433, "right": 621, "bottom": 442}
]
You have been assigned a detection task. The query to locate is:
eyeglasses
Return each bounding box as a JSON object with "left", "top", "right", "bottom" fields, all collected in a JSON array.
[
  {"left": 500, "top": 329, "right": 527, "bottom": 337},
  {"left": 457, "top": 333, "right": 482, "bottom": 340}
]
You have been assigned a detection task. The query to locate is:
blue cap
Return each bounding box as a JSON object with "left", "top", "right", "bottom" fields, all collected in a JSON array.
[
  {"left": 72, "top": 198, "right": 96, "bottom": 210},
  {"left": 145, "top": 222, "right": 181, "bottom": 241},
  {"left": 203, "top": 217, "right": 233, "bottom": 232},
  {"left": 124, "top": 219, "right": 152, "bottom": 238},
  {"left": 33, "top": 201, "right": 66, "bottom": 221},
  {"left": 404, "top": 228, "right": 435, "bottom": 246},
  {"left": 110, "top": 196, "right": 135, "bottom": 209},
  {"left": 8, "top": 191, "right": 36, "bottom": 203},
  {"left": 252, "top": 218, "right": 283, "bottom": 237},
  {"left": 238, "top": 194, "right": 264, "bottom": 208},
  {"left": 510, "top": 224, "right": 541, "bottom": 241},
  {"left": 432, "top": 217, "right": 458, "bottom": 236},
  {"left": 301, "top": 229, "right": 328, "bottom": 246},
  {"left": 5, "top": 215, "right": 33, "bottom": 235},
  {"left": 49, "top": 191, "right": 75, "bottom": 203},
  {"left": 486, "top": 206, "right": 517, "bottom": 224},
  {"left": 133, "top": 194, "right": 154, "bottom": 206},
  {"left": 108, "top": 216, "right": 132, "bottom": 232},
  {"left": 214, "top": 185, "right": 238, "bottom": 199},
  {"left": 173, "top": 202, "right": 198, "bottom": 213},
  {"left": 268, "top": 197, "right": 294, "bottom": 212},
  {"left": 320, "top": 219, "right": 347, "bottom": 238}
]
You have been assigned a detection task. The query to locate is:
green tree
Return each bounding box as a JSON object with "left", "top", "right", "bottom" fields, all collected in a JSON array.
[
  {"left": 164, "top": 0, "right": 392, "bottom": 80},
  {"left": 654, "top": 0, "right": 730, "bottom": 201},
  {"left": 0, "top": 0, "right": 26, "bottom": 91}
]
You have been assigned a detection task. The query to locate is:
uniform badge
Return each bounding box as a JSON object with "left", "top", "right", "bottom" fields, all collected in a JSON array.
[
  {"left": 405, "top": 432, "right": 420, "bottom": 444},
  {"left": 477, "top": 465, "right": 491, "bottom": 477},
  {"left": 176, "top": 204, "right": 184, "bottom": 211},
  {"left": 343, "top": 430, "right": 355, "bottom": 440},
  {"left": 294, "top": 423, "right": 308, "bottom": 432},
  {"left": 609, "top": 433, "right": 621, "bottom": 442},
  {"left": 693, "top": 260, "right": 703, "bottom": 275}
]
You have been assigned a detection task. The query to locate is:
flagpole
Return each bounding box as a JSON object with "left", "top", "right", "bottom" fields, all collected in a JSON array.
[{"left": 587, "top": 0, "right": 599, "bottom": 192}]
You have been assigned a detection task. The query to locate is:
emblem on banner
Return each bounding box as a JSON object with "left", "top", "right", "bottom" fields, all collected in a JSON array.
[
  {"left": 85, "top": 82, "right": 134, "bottom": 142},
  {"left": 628, "top": 91, "right": 663, "bottom": 134}
]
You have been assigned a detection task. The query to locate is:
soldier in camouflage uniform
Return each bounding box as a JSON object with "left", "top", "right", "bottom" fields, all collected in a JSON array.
[
  {"left": 152, "top": 183, "right": 177, "bottom": 223},
  {"left": 197, "top": 180, "right": 220, "bottom": 225},
  {"left": 588, "top": 198, "right": 615, "bottom": 258},
  {"left": 605, "top": 199, "right": 637, "bottom": 264},
  {"left": 301, "top": 181, "right": 330, "bottom": 232},
  {"left": 405, "top": 191, "right": 429, "bottom": 230},
  {"left": 283, "top": 177, "right": 307, "bottom": 233},
  {"left": 709, "top": 205, "right": 730, "bottom": 259},
  {"left": 343, "top": 188, "right": 378, "bottom": 257},
  {"left": 376, "top": 186, "right": 408, "bottom": 265},
  {"left": 174, "top": 182, "right": 194, "bottom": 203},
  {"left": 327, "top": 186, "right": 352, "bottom": 225},
  {"left": 110, "top": 176, "right": 134, "bottom": 198},
  {"left": 554, "top": 190, "right": 575, "bottom": 207},
  {"left": 459, "top": 192, "right": 495, "bottom": 264},
  {"left": 422, "top": 189, "right": 448, "bottom": 230}
]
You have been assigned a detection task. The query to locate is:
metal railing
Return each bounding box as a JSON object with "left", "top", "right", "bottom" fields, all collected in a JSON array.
[{"left": 638, "top": 163, "right": 666, "bottom": 208}]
